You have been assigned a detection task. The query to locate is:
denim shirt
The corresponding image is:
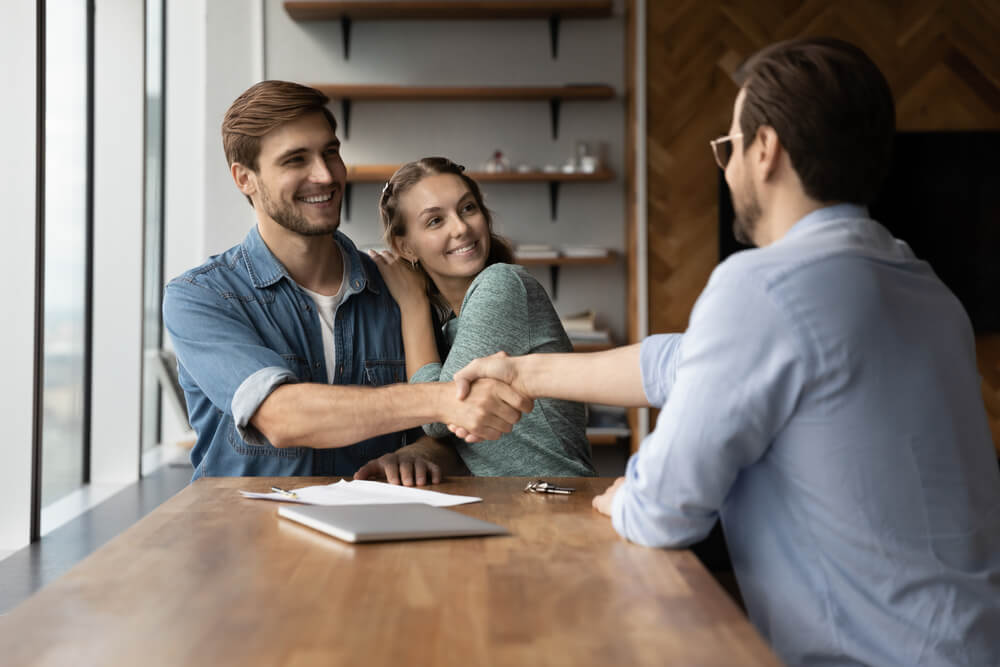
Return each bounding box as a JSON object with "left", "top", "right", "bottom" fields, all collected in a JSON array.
[{"left": 163, "top": 226, "right": 415, "bottom": 480}]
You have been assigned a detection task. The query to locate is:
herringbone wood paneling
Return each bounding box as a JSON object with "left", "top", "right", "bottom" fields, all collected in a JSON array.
[{"left": 645, "top": 0, "right": 1000, "bottom": 453}]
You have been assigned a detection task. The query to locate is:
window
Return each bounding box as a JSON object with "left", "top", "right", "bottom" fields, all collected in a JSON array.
[
  {"left": 141, "top": 0, "right": 166, "bottom": 458},
  {"left": 41, "top": 0, "right": 91, "bottom": 507}
]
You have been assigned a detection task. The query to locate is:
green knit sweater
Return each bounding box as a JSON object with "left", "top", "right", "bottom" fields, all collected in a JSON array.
[{"left": 410, "top": 263, "right": 595, "bottom": 477}]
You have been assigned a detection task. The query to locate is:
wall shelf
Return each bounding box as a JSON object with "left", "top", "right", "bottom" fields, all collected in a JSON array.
[
  {"left": 586, "top": 427, "right": 631, "bottom": 447},
  {"left": 344, "top": 164, "right": 614, "bottom": 221},
  {"left": 516, "top": 252, "right": 616, "bottom": 299},
  {"left": 515, "top": 254, "right": 616, "bottom": 266},
  {"left": 313, "top": 84, "right": 615, "bottom": 139},
  {"left": 284, "top": 1, "right": 613, "bottom": 59}
]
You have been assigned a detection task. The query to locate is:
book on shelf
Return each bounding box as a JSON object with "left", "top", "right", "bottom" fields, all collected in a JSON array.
[
  {"left": 568, "top": 330, "right": 611, "bottom": 343},
  {"left": 561, "top": 309, "right": 598, "bottom": 333},
  {"left": 561, "top": 246, "right": 611, "bottom": 259},
  {"left": 514, "top": 243, "right": 560, "bottom": 260},
  {"left": 561, "top": 309, "right": 611, "bottom": 345}
]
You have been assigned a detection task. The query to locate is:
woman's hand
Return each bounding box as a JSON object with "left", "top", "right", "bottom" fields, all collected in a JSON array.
[{"left": 368, "top": 249, "right": 428, "bottom": 312}]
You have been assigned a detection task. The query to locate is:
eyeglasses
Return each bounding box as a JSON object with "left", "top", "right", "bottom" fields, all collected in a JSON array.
[{"left": 709, "top": 133, "right": 743, "bottom": 169}]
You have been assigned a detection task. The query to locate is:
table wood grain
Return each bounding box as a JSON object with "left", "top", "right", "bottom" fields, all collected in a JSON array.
[{"left": 0, "top": 477, "right": 780, "bottom": 666}]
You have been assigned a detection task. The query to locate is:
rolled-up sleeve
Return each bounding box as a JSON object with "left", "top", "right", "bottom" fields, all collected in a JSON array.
[
  {"left": 231, "top": 366, "right": 298, "bottom": 444},
  {"left": 613, "top": 271, "right": 813, "bottom": 548},
  {"left": 639, "top": 334, "right": 684, "bottom": 407},
  {"left": 163, "top": 279, "right": 299, "bottom": 443}
]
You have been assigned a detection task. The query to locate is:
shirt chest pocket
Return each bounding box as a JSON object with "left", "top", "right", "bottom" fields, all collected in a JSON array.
[
  {"left": 363, "top": 359, "right": 405, "bottom": 386},
  {"left": 281, "top": 353, "right": 313, "bottom": 382}
]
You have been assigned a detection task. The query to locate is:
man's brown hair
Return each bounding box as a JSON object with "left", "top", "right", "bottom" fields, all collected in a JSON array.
[
  {"left": 736, "top": 37, "right": 895, "bottom": 205},
  {"left": 222, "top": 80, "right": 337, "bottom": 172}
]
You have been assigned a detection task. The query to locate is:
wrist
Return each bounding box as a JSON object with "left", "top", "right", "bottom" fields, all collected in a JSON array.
[
  {"left": 514, "top": 355, "right": 535, "bottom": 399},
  {"left": 431, "top": 382, "right": 452, "bottom": 424},
  {"left": 398, "top": 295, "right": 431, "bottom": 318}
]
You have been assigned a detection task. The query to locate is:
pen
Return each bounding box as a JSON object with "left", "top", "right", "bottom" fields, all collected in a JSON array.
[{"left": 271, "top": 486, "right": 299, "bottom": 499}]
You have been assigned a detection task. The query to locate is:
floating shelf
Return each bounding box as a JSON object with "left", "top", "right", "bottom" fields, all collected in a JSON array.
[
  {"left": 313, "top": 84, "right": 616, "bottom": 139},
  {"left": 284, "top": 1, "right": 613, "bottom": 59},
  {"left": 344, "top": 165, "right": 615, "bottom": 222},
  {"left": 516, "top": 252, "right": 616, "bottom": 299},
  {"left": 586, "top": 427, "right": 631, "bottom": 447},
  {"left": 347, "top": 164, "right": 614, "bottom": 183},
  {"left": 516, "top": 253, "right": 616, "bottom": 266}
]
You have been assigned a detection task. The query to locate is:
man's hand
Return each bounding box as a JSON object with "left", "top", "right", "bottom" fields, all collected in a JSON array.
[
  {"left": 354, "top": 450, "right": 442, "bottom": 486},
  {"left": 592, "top": 476, "right": 626, "bottom": 516},
  {"left": 441, "top": 377, "right": 532, "bottom": 442},
  {"left": 453, "top": 351, "right": 524, "bottom": 400}
]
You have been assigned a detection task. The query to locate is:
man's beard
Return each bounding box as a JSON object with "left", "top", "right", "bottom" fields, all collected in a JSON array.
[
  {"left": 731, "top": 175, "right": 762, "bottom": 246},
  {"left": 259, "top": 183, "right": 340, "bottom": 237}
]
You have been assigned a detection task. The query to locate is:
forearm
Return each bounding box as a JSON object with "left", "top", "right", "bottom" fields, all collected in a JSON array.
[
  {"left": 519, "top": 344, "right": 650, "bottom": 406},
  {"left": 252, "top": 381, "right": 450, "bottom": 448},
  {"left": 399, "top": 303, "right": 440, "bottom": 380}
]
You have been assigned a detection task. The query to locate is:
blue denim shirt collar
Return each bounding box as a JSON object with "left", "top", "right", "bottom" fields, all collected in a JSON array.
[{"left": 239, "top": 225, "right": 380, "bottom": 296}]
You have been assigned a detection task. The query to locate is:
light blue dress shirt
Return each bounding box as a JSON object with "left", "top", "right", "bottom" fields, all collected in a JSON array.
[{"left": 613, "top": 204, "right": 1000, "bottom": 665}]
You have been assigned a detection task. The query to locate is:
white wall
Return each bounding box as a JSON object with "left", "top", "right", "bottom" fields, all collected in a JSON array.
[
  {"left": 170, "top": 0, "right": 629, "bottom": 343},
  {"left": 0, "top": 1, "right": 39, "bottom": 551}
]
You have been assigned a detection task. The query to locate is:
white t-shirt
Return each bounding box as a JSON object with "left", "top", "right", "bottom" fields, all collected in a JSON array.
[{"left": 298, "top": 244, "right": 350, "bottom": 384}]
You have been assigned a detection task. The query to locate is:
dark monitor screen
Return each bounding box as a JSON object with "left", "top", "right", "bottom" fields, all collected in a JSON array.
[{"left": 718, "top": 131, "right": 1000, "bottom": 332}]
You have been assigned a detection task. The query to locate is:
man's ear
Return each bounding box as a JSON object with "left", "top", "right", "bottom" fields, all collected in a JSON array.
[
  {"left": 231, "top": 162, "right": 258, "bottom": 198},
  {"left": 755, "top": 126, "right": 782, "bottom": 182}
]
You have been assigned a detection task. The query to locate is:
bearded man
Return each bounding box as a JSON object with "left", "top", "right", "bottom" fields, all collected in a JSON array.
[{"left": 452, "top": 39, "right": 1000, "bottom": 666}]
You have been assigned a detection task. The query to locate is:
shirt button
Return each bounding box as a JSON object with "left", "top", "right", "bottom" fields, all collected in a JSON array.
[
  {"left": 314, "top": 362, "right": 321, "bottom": 368},
  {"left": 353, "top": 279, "right": 361, "bottom": 289}
]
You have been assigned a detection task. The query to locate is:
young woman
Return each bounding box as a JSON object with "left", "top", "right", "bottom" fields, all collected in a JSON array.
[{"left": 369, "top": 157, "right": 595, "bottom": 477}]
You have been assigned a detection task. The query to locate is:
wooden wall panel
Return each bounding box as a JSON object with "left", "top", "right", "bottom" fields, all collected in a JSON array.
[{"left": 644, "top": 0, "right": 1000, "bottom": 453}]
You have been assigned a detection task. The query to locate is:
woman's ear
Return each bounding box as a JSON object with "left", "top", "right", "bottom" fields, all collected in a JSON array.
[{"left": 392, "top": 237, "right": 418, "bottom": 263}]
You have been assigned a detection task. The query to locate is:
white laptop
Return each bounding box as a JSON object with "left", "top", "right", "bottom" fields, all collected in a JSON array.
[{"left": 277, "top": 503, "right": 508, "bottom": 543}]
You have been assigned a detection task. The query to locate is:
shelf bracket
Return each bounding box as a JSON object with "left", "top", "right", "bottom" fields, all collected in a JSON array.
[
  {"left": 549, "top": 97, "right": 561, "bottom": 139},
  {"left": 339, "top": 98, "right": 352, "bottom": 139},
  {"left": 549, "top": 15, "right": 561, "bottom": 59},
  {"left": 548, "top": 181, "right": 560, "bottom": 221},
  {"left": 344, "top": 182, "right": 352, "bottom": 221},
  {"left": 549, "top": 265, "right": 561, "bottom": 300},
  {"left": 341, "top": 16, "right": 352, "bottom": 60}
]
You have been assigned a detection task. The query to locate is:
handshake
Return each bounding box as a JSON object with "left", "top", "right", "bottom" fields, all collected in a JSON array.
[{"left": 445, "top": 352, "right": 532, "bottom": 443}]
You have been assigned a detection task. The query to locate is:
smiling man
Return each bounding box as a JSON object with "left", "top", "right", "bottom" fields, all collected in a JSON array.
[
  {"left": 163, "top": 81, "right": 531, "bottom": 483},
  {"left": 452, "top": 39, "right": 1000, "bottom": 665}
]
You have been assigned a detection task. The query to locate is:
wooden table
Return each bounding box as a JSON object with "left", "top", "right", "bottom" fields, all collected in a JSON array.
[{"left": 0, "top": 477, "right": 780, "bottom": 666}]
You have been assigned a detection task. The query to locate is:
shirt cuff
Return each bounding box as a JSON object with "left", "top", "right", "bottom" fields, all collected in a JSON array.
[
  {"left": 610, "top": 454, "right": 639, "bottom": 540},
  {"left": 231, "top": 366, "right": 298, "bottom": 446},
  {"left": 639, "top": 334, "right": 682, "bottom": 407},
  {"left": 410, "top": 362, "right": 444, "bottom": 384}
]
